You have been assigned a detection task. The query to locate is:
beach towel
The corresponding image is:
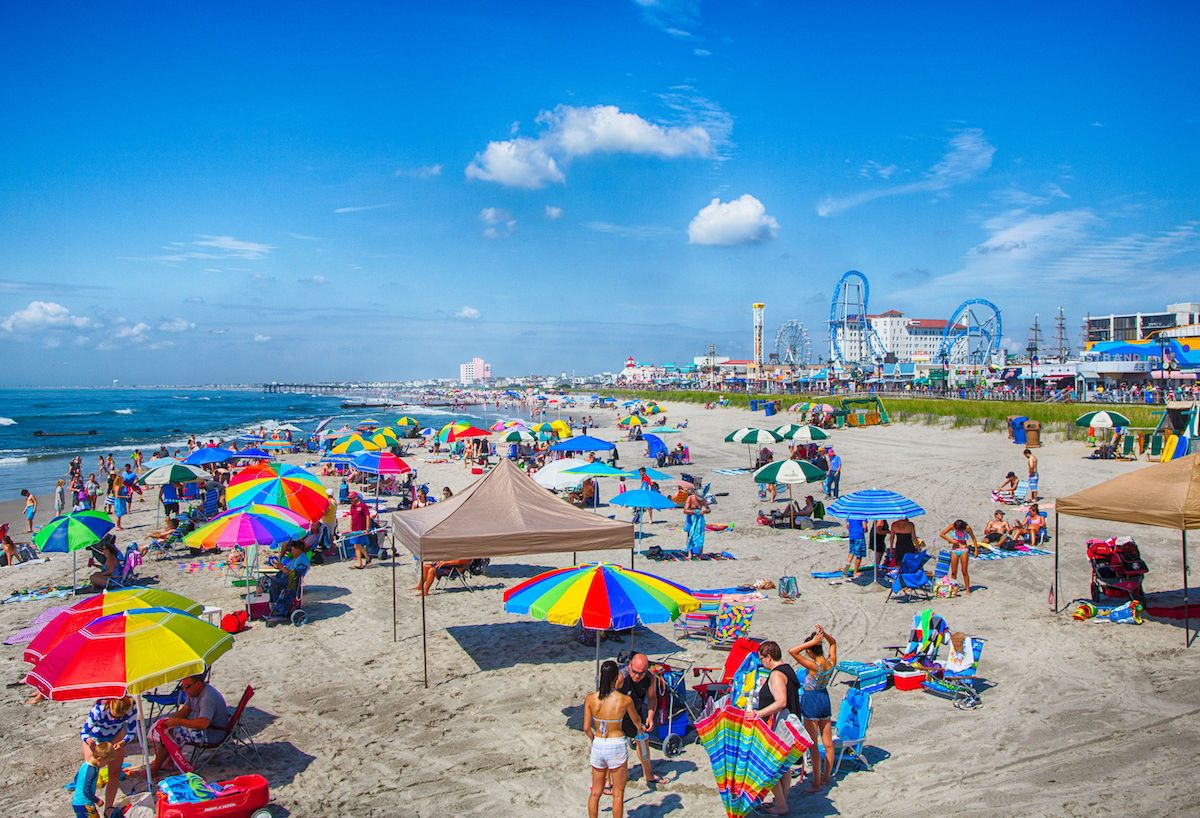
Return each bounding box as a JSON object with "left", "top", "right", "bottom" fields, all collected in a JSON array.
[
  {"left": 797, "top": 533, "right": 849, "bottom": 543},
  {"left": 3, "top": 587, "right": 73, "bottom": 604},
  {"left": 712, "top": 468, "right": 751, "bottom": 476},
  {"left": 973, "top": 547, "right": 1050, "bottom": 561},
  {"left": 179, "top": 560, "right": 226, "bottom": 573},
  {"left": 4, "top": 604, "right": 70, "bottom": 645},
  {"left": 685, "top": 512, "right": 706, "bottom": 557},
  {"left": 811, "top": 569, "right": 869, "bottom": 579},
  {"left": 639, "top": 549, "right": 736, "bottom": 562},
  {"left": 694, "top": 586, "right": 757, "bottom": 595}
]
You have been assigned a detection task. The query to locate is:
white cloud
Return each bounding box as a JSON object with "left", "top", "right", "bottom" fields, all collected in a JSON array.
[
  {"left": 817, "top": 128, "right": 995, "bottom": 216},
  {"left": 632, "top": 0, "right": 700, "bottom": 35},
  {"left": 544, "top": 205, "right": 564, "bottom": 220},
  {"left": 859, "top": 160, "right": 898, "bottom": 180},
  {"left": 115, "top": 321, "right": 150, "bottom": 342},
  {"left": 287, "top": 232, "right": 320, "bottom": 241},
  {"left": 396, "top": 164, "right": 443, "bottom": 179},
  {"left": 466, "top": 104, "right": 716, "bottom": 188},
  {"left": 300, "top": 274, "right": 328, "bottom": 285},
  {"left": 586, "top": 222, "right": 675, "bottom": 240},
  {"left": 334, "top": 203, "right": 394, "bottom": 214},
  {"left": 480, "top": 207, "right": 516, "bottom": 239},
  {"left": 454, "top": 306, "right": 482, "bottom": 320},
  {"left": 693, "top": 48, "right": 712, "bottom": 57},
  {"left": 253, "top": 334, "right": 271, "bottom": 343},
  {"left": 688, "top": 194, "right": 780, "bottom": 246},
  {"left": 191, "top": 235, "right": 273, "bottom": 259},
  {"left": 0, "top": 300, "right": 90, "bottom": 333},
  {"left": 994, "top": 183, "right": 1070, "bottom": 208},
  {"left": 158, "top": 318, "right": 195, "bottom": 333}
]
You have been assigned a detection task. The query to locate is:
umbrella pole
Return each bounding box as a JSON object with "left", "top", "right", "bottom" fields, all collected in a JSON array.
[
  {"left": 72, "top": 550, "right": 77, "bottom": 595},
  {"left": 421, "top": 576, "right": 429, "bottom": 688},
  {"left": 595, "top": 632, "right": 601, "bottom": 688},
  {"left": 1184, "top": 530, "right": 1191, "bottom": 648},
  {"left": 137, "top": 694, "right": 155, "bottom": 794}
]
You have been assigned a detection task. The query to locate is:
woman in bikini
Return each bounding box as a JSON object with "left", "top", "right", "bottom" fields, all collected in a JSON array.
[
  {"left": 583, "top": 660, "right": 645, "bottom": 818},
  {"left": 789, "top": 625, "right": 838, "bottom": 793},
  {"left": 939, "top": 519, "right": 979, "bottom": 595}
]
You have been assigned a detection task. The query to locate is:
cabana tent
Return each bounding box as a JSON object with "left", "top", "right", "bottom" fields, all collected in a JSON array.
[
  {"left": 390, "top": 459, "right": 635, "bottom": 685},
  {"left": 1054, "top": 454, "right": 1200, "bottom": 646}
]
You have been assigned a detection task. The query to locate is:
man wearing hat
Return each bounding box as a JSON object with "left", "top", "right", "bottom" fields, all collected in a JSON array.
[
  {"left": 824, "top": 446, "right": 842, "bottom": 499},
  {"left": 983, "top": 509, "right": 1013, "bottom": 548}
]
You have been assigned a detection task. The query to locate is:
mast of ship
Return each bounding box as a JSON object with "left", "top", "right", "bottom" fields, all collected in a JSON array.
[
  {"left": 1053, "top": 306, "right": 1068, "bottom": 363},
  {"left": 1025, "top": 314, "right": 1043, "bottom": 361}
]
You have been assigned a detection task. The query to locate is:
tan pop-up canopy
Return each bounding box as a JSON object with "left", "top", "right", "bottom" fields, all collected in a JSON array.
[
  {"left": 1054, "top": 454, "right": 1199, "bottom": 646},
  {"left": 388, "top": 458, "right": 635, "bottom": 685},
  {"left": 390, "top": 458, "right": 633, "bottom": 561}
]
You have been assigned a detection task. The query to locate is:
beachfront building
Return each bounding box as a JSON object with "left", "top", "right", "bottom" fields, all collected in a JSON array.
[
  {"left": 458, "top": 356, "right": 492, "bottom": 385},
  {"left": 831, "top": 309, "right": 953, "bottom": 364},
  {"left": 1085, "top": 302, "right": 1200, "bottom": 344}
]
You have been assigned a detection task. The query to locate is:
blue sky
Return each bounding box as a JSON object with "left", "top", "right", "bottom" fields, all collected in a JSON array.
[{"left": 1, "top": 2, "right": 1197, "bottom": 385}]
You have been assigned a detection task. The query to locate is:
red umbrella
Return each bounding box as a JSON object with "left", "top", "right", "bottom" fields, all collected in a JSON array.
[{"left": 448, "top": 425, "right": 491, "bottom": 442}]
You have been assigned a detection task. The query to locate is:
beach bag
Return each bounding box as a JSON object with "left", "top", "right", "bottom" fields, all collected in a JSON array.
[
  {"left": 220, "top": 610, "right": 248, "bottom": 634},
  {"left": 934, "top": 576, "right": 960, "bottom": 598},
  {"left": 778, "top": 576, "right": 800, "bottom": 600}
]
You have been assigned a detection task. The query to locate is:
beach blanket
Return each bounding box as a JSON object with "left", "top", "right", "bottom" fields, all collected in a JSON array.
[
  {"left": 179, "top": 560, "right": 227, "bottom": 573},
  {"left": 3, "top": 587, "right": 73, "bottom": 605},
  {"left": 811, "top": 569, "right": 869, "bottom": 579},
  {"left": 712, "top": 468, "right": 751, "bottom": 476},
  {"left": 640, "top": 549, "right": 736, "bottom": 562},
  {"left": 4, "top": 604, "right": 70, "bottom": 645},
  {"left": 694, "top": 586, "right": 757, "bottom": 595},
  {"left": 797, "top": 533, "right": 848, "bottom": 543},
  {"left": 974, "top": 546, "right": 1050, "bottom": 561}
]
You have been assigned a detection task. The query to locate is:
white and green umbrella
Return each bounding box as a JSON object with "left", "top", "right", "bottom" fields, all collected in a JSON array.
[
  {"left": 773, "top": 424, "right": 829, "bottom": 441},
  {"left": 138, "top": 463, "right": 209, "bottom": 486},
  {"left": 1075, "top": 410, "right": 1131, "bottom": 429},
  {"left": 725, "top": 427, "right": 783, "bottom": 467},
  {"left": 752, "top": 459, "right": 826, "bottom": 485},
  {"left": 501, "top": 429, "right": 537, "bottom": 443}
]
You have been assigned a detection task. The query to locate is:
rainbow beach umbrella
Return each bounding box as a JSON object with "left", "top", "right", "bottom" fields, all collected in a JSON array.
[
  {"left": 183, "top": 503, "right": 310, "bottom": 550},
  {"left": 33, "top": 510, "right": 116, "bottom": 591},
  {"left": 24, "top": 588, "right": 203, "bottom": 664},
  {"left": 226, "top": 465, "right": 329, "bottom": 520},
  {"left": 503, "top": 563, "right": 699, "bottom": 675},
  {"left": 695, "top": 705, "right": 812, "bottom": 817}
]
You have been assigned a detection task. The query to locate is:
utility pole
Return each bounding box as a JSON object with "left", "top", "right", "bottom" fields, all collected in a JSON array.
[{"left": 706, "top": 343, "right": 718, "bottom": 391}]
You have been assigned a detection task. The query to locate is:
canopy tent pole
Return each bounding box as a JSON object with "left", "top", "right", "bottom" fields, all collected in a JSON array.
[
  {"left": 391, "top": 532, "right": 398, "bottom": 643},
  {"left": 1184, "top": 531, "right": 1192, "bottom": 648},
  {"left": 421, "top": 571, "right": 429, "bottom": 689},
  {"left": 1053, "top": 512, "right": 1060, "bottom": 612}
]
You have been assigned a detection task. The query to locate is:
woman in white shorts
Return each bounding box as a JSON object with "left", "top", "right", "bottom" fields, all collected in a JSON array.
[{"left": 584, "top": 660, "right": 644, "bottom": 818}]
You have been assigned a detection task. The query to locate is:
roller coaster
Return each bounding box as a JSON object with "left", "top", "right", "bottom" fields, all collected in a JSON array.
[
  {"left": 938, "top": 298, "right": 1003, "bottom": 365},
  {"left": 829, "top": 270, "right": 887, "bottom": 366}
]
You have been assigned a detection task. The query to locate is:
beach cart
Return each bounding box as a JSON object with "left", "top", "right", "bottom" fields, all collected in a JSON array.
[{"left": 156, "top": 773, "right": 271, "bottom": 818}]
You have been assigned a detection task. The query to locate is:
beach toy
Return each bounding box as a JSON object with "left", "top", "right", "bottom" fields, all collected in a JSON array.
[
  {"left": 1072, "top": 601, "right": 1097, "bottom": 621},
  {"left": 1108, "top": 601, "right": 1143, "bottom": 625}
]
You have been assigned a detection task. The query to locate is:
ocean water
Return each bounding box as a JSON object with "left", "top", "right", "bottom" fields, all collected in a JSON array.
[{"left": 0, "top": 388, "right": 498, "bottom": 502}]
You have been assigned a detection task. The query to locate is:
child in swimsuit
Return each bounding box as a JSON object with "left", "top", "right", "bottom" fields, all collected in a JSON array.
[{"left": 939, "top": 519, "right": 978, "bottom": 594}]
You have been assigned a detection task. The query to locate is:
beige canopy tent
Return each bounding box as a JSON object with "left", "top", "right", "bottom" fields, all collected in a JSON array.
[
  {"left": 389, "top": 459, "right": 636, "bottom": 685},
  {"left": 1054, "top": 454, "right": 1200, "bottom": 646}
]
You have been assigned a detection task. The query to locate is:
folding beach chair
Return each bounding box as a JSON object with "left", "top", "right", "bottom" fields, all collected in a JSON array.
[
  {"left": 883, "top": 608, "right": 949, "bottom": 664},
  {"left": 922, "top": 635, "right": 986, "bottom": 709},
  {"left": 1145, "top": 434, "right": 1164, "bottom": 460},
  {"left": 691, "top": 636, "right": 761, "bottom": 705},
  {"left": 188, "top": 685, "right": 260, "bottom": 770},
  {"left": 107, "top": 545, "right": 144, "bottom": 590},
  {"left": 886, "top": 551, "right": 934, "bottom": 601},
  {"left": 201, "top": 488, "right": 221, "bottom": 521},
  {"left": 672, "top": 591, "right": 723, "bottom": 640},
  {"left": 707, "top": 602, "right": 755, "bottom": 649},
  {"left": 829, "top": 687, "right": 875, "bottom": 776},
  {"left": 1118, "top": 434, "right": 1138, "bottom": 460},
  {"left": 433, "top": 558, "right": 490, "bottom": 592}
]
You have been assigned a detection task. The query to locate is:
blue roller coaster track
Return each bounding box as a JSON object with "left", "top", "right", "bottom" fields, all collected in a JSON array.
[
  {"left": 938, "top": 298, "right": 1003, "bottom": 365},
  {"left": 829, "top": 270, "right": 887, "bottom": 365}
]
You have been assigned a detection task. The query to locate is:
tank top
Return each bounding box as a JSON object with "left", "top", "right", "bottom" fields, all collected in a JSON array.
[{"left": 757, "top": 664, "right": 801, "bottom": 718}]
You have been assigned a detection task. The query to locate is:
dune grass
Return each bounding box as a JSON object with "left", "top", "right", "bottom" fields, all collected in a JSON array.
[{"left": 593, "top": 388, "right": 1162, "bottom": 441}]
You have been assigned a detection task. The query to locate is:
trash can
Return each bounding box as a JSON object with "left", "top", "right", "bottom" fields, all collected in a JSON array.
[
  {"left": 750, "top": 399, "right": 760, "bottom": 411},
  {"left": 1024, "top": 420, "right": 1041, "bottom": 448},
  {"left": 1010, "top": 416, "right": 1028, "bottom": 446},
  {"left": 764, "top": 401, "right": 777, "bottom": 417},
  {"left": 835, "top": 413, "right": 846, "bottom": 429}
]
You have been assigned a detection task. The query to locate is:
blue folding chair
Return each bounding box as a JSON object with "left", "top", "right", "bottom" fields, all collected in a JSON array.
[
  {"left": 830, "top": 687, "right": 874, "bottom": 775},
  {"left": 887, "top": 551, "right": 933, "bottom": 601}
]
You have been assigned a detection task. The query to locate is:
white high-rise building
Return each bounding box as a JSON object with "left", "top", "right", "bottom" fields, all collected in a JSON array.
[
  {"left": 459, "top": 356, "right": 492, "bottom": 385},
  {"left": 831, "top": 310, "right": 951, "bottom": 363}
]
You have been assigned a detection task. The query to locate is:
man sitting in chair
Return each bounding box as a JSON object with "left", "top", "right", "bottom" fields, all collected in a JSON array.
[
  {"left": 567, "top": 480, "right": 596, "bottom": 508},
  {"left": 777, "top": 495, "right": 815, "bottom": 528},
  {"left": 147, "top": 674, "right": 229, "bottom": 776},
  {"left": 266, "top": 540, "right": 310, "bottom": 623},
  {"left": 413, "top": 558, "right": 474, "bottom": 596}
]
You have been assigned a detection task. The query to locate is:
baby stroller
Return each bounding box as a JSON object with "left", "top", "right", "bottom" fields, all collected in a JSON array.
[{"left": 1087, "top": 537, "right": 1148, "bottom": 603}]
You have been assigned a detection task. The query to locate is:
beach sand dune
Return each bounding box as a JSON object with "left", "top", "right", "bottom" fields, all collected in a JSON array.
[{"left": 2, "top": 400, "right": 1198, "bottom": 816}]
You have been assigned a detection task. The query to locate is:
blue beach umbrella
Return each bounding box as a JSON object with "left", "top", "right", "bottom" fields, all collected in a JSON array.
[
  {"left": 610, "top": 488, "right": 677, "bottom": 547},
  {"left": 826, "top": 489, "right": 925, "bottom": 521},
  {"left": 549, "top": 435, "right": 616, "bottom": 453},
  {"left": 183, "top": 448, "right": 238, "bottom": 466},
  {"left": 236, "top": 448, "right": 274, "bottom": 461},
  {"left": 620, "top": 467, "right": 672, "bottom": 481}
]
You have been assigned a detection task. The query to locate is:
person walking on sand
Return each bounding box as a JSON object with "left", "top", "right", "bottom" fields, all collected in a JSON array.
[
  {"left": 683, "top": 486, "right": 708, "bottom": 560},
  {"left": 584, "top": 660, "right": 645, "bottom": 818},
  {"left": 54, "top": 478, "right": 67, "bottom": 517},
  {"left": 20, "top": 489, "right": 37, "bottom": 532},
  {"left": 1024, "top": 448, "right": 1039, "bottom": 501},
  {"left": 347, "top": 492, "right": 372, "bottom": 569}
]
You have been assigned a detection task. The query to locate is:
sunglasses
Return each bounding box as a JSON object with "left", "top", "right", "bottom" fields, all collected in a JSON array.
[{"left": 628, "top": 668, "right": 647, "bottom": 677}]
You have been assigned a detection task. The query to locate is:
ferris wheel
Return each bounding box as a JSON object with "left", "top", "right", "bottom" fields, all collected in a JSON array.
[
  {"left": 828, "top": 270, "right": 887, "bottom": 365},
  {"left": 774, "top": 320, "right": 812, "bottom": 366},
  {"left": 938, "top": 298, "right": 1003, "bottom": 365}
]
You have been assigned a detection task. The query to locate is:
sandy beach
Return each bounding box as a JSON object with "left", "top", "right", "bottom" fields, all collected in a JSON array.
[{"left": 2, "top": 400, "right": 1198, "bottom": 817}]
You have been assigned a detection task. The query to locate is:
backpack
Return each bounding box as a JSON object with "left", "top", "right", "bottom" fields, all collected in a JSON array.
[
  {"left": 778, "top": 576, "right": 800, "bottom": 600},
  {"left": 220, "top": 610, "right": 249, "bottom": 634}
]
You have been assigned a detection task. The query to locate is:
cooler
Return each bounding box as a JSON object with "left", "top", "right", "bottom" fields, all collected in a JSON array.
[
  {"left": 893, "top": 669, "right": 927, "bottom": 691},
  {"left": 246, "top": 593, "right": 270, "bottom": 621}
]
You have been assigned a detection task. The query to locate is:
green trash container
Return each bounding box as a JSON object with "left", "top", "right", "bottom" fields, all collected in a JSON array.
[{"left": 835, "top": 413, "right": 846, "bottom": 429}]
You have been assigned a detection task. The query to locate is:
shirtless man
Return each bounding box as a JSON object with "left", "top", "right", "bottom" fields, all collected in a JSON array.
[
  {"left": 1023, "top": 448, "right": 1039, "bottom": 501},
  {"left": 982, "top": 510, "right": 1013, "bottom": 548}
]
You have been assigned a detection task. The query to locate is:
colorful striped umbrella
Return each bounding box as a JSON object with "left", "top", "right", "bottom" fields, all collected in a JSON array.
[
  {"left": 137, "top": 463, "right": 209, "bottom": 486},
  {"left": 618, "top": 414, "right": 646, "bottom": 427},
  {"left": 33, "top": 511, "right": 114, "bottom": 554},
  {"left": 25, "top": 607, "right": 233, "bottom": 700},
  {"left": 331, "top": 434, "right": 381, "bottom": 454},
  {"left": 351, "top": 451, "right": 412, "bottom": 475},
  {"left": 502, "top": 563, "right": 699, "bottom": 631},
  {"left": 695, "top": 705, "right": 812, "bottom": 817},
  {"left": 24, "top": 589, "right": 203, "bottom": 664},
  {"left": 182, "top": 503, "right": 310, "bottom": 550},
  {"left": 395, "top": 416, "right": 419, "bottom": 427},
  {"left": 827, "top": 489, "right": 925, "bottom": 521},
  {"left": 226, "top": 466, "right": 329, "bottom": 520},
  {"left": 260, "top": 439, "right": 294, "bottom": 450}
]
